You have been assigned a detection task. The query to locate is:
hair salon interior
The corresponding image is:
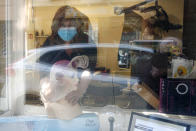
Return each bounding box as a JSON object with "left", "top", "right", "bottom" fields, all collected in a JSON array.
[{"left": 1, "top": 0, "right": 196, "bottom": 130}]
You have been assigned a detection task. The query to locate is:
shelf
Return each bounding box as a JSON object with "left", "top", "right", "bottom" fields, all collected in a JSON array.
[{"left": 35, "top": 36, "right": 48, "bottom": 38}]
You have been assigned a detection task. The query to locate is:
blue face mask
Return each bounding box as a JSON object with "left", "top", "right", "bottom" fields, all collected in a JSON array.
[{"left": 57, "top": 27, "right": 77, "bottom": 42}]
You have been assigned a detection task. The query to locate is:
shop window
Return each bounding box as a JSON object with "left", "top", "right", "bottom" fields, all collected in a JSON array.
[
  {"left": 23, "top": 0, "right": 195, "bottom": 111},
  {"left": 2, "top": 0, "right": 196, "bottom": 130}
]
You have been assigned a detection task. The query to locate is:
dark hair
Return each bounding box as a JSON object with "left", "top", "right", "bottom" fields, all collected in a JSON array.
[
  {"left": 151, "top": 53, "right": 168, "bottom": 69},
  {"left": 50, "top": 6, "right": 91, "bottom": 41}
]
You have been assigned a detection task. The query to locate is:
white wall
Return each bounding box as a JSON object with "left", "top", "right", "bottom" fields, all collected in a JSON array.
[{"left": 0, "top": 0, "right": 6, "bottom": 20}]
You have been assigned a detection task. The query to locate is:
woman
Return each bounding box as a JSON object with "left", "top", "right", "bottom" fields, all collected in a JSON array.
[
  {"left": 39, "top": 5, "right": 97, "bottom": 70},
  {"left": 39, "top": 5, "right": 97, "bottom": 107}
]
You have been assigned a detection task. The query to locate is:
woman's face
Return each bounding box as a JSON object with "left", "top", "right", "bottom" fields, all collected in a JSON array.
[{"left": 58, "top": 18, "right": 78, "bottom": 42}]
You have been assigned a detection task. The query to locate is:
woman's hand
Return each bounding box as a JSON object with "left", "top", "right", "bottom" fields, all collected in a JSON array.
[
  {"left": 65, "top": 70, "right": 92, "bottom": 105},
  {"left": 40, "top": 77, "right": 57, "bottom": 103},
  {"left": 65, "top": 89, "right": 83, "bottom": 105}
]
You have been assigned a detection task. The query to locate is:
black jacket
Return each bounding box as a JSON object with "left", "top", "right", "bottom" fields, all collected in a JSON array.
[{"left": 38, "top": 32, "right": 97, "bottom": 77}]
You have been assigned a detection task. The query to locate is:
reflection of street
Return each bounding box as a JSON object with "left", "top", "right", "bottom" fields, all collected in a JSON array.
[{"left": 7, "top": 44, "right": 154, "bottom": 108}]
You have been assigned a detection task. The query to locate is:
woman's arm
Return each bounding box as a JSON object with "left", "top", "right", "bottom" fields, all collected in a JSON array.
[
  {"left": 40, "top": 77, "right": 57, "bottom": 103},
  {"left": 65, "top": 70, "right": 92, "bottom": 105},
  {"left": 78, "top": 70, "right": 92, "bottom": 94}
]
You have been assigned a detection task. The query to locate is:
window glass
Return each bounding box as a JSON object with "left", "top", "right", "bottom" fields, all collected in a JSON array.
[
  {"left": 25, "top": 0, "right": 186, "bottom": 110},
  {"left": 2, "top": 0, "right": 196, "bottom": 130}
]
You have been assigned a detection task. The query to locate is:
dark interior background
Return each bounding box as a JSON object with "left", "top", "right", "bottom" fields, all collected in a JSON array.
[{"left": 183, "top": 0, "right": 196, "bottom": 59}]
